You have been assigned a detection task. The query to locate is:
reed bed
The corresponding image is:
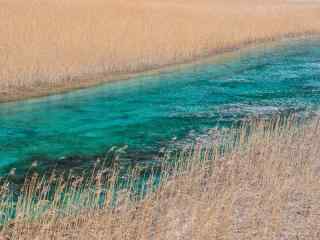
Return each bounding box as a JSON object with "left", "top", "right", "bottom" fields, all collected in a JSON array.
[
  {"left": 0, "top": 116, "right": 319, "bottom": 239},
  {"left": 1, "top": 0, "right": 320, "bottom": 102}
]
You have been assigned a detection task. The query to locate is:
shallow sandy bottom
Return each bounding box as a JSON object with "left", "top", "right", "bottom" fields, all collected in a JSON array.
[{"left": 0, "top": 0, "right": 320, "bottom": 102}]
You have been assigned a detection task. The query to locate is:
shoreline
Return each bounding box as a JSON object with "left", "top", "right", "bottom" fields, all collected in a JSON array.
[
  {"left": 1, "top": 32, "right": 319, "bottom": 104},
  {"left": 2, "top": 117, "right": 320, "bottom": 238},
  {"left": 2, "top": 0, "right": 320, "bottom": 104}
]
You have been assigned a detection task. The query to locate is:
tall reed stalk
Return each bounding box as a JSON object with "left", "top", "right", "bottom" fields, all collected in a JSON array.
[{"left": 1, "top": 116, "right": 319, "bottom": 239}]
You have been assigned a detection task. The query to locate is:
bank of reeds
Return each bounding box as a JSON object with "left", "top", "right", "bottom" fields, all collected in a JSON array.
[
  {"left": 1, "top": 0, "right": 320, "bottom": 102},
  {"left": 0, "top": 116, "right": 319, "bottom": 239}
]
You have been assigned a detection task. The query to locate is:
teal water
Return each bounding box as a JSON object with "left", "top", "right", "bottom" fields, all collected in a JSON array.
[{"left": 0, "top": 39, "right": 320, "bottom": 177}]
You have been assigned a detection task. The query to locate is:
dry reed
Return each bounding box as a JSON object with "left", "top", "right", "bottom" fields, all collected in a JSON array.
[
  {"left": 0, "top": 116, "right": 319, "bottom": 239},
  {"left": 1, "top": 0, "right": 320, "bottom": 102}
]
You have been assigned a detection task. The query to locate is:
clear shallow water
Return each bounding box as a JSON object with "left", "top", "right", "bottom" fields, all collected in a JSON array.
[{"left": 0, "top": 39, "right": 320, "bottom": 177}]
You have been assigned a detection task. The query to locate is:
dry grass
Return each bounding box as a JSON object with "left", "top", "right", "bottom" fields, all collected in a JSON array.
[
  {"left": 1, "top": 0, "right": 320, "bottom": 102},
  {"left": 1, "top": 116, "right": 320, "bottom": 239}
]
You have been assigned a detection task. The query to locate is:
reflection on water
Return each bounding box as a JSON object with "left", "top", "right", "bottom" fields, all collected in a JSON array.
[{"left": 0, "top": 38, "right": 320, "bottom": 177}]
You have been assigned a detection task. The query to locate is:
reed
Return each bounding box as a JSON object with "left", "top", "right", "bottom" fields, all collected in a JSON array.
[
  {"left": 1, "top": 0, "right": 320, "bottom": 102},
  {"left": 0, "top": 116, "right": 319, "bottom": 239}
]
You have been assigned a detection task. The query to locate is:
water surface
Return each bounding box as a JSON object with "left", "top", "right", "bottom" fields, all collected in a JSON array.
[{"left": 0, "top": 38, "right": 320, "bottom": 176}]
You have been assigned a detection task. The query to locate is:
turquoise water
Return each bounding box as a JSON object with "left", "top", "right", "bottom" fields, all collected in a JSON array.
[{"left": 0, "top": 39, "right": 320, "bottom": 177}]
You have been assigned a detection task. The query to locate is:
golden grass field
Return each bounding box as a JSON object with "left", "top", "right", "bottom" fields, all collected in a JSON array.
[
  {"left": 0, "top": 0, "right": 320, "bottom": 102},
  {"left": 1, "top": 117, "right": 319, "bottom": 239}
]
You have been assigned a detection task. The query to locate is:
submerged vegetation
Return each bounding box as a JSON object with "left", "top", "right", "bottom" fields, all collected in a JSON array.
[{"left": 1, "top": 116, "right": 319, "bottom": 239}]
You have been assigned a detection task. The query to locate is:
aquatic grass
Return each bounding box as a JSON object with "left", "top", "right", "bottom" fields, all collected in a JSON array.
[
  {"left": 0, "top": 151, "right": 162, "bottom": 225},
  {"left": 0, "top": 116, "right": 319, "bottom": 239}
]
